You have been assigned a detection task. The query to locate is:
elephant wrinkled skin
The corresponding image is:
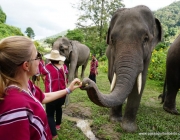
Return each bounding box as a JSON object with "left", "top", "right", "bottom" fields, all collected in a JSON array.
[
  {"left": 80, "top": 5, "right": 162, "bottom": 132},
  {"left": 52, "top": 37, "right": 90, "bottom": 82},
  {"left": 158, "top": 34, "right": 180, "bottom": 115}
]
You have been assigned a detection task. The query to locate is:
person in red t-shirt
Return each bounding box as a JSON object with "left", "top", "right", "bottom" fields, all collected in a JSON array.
[
  {"left": 89, "top": 54, "right": 98, "bottom": 83},
  {"left": 0, "top": 36, "right": 82, "bottom": 140},
  {"left": 42, "top": 50, "right": 68, "bottom": 139}
]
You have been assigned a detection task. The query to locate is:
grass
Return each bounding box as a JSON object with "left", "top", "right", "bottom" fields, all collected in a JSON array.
[{"left": 40, "top": 61, "right": 180, "bottom": 140}]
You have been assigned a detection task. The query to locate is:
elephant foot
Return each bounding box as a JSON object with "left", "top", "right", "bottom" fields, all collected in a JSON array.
[
  {"left": 109, "top": 115, "right": 123, "bottom": 122},
  {"left": 120, "top": 120, "right": 137, "bottom": 132},
  {"left": 163, "top": 105, "right": 180, "bottom": 115}
]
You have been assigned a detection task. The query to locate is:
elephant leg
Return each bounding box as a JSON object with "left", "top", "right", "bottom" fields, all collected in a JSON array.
[
  {"left": 75, "top": 66, "right": 79, "bottom": 78},
  {"left": 69, "top": 62, "right": 77, "bottom": 82},
  {"left": 121, "top": 88, "right": 142, "bottom": 132},
  {"left": 109, "top": 105, "right": 123, "bottom": 122},
  {"left": 81, "top": 59, "right": 88, "bottom": 79},
  {"left": 163, "top": 88, "right": 179, "bottom": 115},
  {"left": 81, "top": 65, "right": 85, "bottom": 79}
]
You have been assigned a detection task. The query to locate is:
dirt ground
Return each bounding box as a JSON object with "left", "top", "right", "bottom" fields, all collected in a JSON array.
[{"left": 63, "top": 103, "right": 121, "bottom": 140}]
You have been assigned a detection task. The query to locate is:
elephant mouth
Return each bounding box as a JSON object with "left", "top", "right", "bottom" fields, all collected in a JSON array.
[{"left": 110, "top": 72, "right": 142, "bottom": 94}]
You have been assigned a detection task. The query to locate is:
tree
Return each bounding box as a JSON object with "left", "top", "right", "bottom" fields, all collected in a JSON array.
[
  {"left": 44, "top": 36, "right": 62, "bottom": 47},
  {"left": 65, "top": 29, "right": 85, "bottom": 42},
  {"left": 25, "top": 27, "right": 35, "bottom": 39},
  {"left": 0, "top": 6, "right": 6, "bottom": 23},
  {"left": 74, "top": 0, "right": 124, "bottom": 56}
]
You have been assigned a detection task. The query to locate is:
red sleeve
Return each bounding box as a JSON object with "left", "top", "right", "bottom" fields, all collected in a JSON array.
[
  {"left": 28, "top": 80, "right": 45, "bottom": 102},
  {"left": 39, "top": 60, "right": 45, "bottom": 74},
  {"left": 64, "top": 64, "right": 68, "bottom": 74},
  {"left": 96, "top": 60, "right": 98, "bottom": 67},
  {"left": 41, "top": 64, "right": 48, "bottom": 75}
]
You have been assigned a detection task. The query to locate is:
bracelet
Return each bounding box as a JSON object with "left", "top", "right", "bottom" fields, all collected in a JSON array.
[{"left": 66, "top": 88, "right": 71, "bottom": 94}]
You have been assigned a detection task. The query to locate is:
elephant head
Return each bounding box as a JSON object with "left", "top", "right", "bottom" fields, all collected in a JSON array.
[
  {"left": 52, "top": 37, "right": 73, "bottom": 62},
  {"left": 52, "top": 37, "right": 90, "bottom": 83},
  {"left": 81, "top": 5, "right": 162, "bottom": 132}
]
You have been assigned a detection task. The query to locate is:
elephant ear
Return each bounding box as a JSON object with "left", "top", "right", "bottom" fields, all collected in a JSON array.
[
  {"left": 152, "top": 18, "right": 163, "bottom": 50},
  {"left": 155, "top": 18, "right": 163, "bottom": 41},
  {"left": 106, "top": 27, "right": 111, "bottom": 45}
]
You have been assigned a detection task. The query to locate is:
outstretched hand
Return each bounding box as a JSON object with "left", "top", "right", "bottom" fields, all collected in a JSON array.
[{"left": 68, "top": 78, "right": 82, "bottom": 92}]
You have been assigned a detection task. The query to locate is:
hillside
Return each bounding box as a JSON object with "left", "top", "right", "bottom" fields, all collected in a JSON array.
[
  {"left": 154, "top": 1, "right": 180, "bottom": 41},
  {"left": 39, "top": 30, "right": 67, "bottom": 42},
  {"left": 0, "top": 7, "right": 24, "bottom": 39}
]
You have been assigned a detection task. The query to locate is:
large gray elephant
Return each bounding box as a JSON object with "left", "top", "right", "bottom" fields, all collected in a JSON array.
[
  {"left": 158, "top": 34, "right": 180, "bottom": 115},
  {"left": 80, "top": 5, "right": 162, "bottom": 132},
  {"left": 52, "top": 37, "right": 90, "bottom": 82}
]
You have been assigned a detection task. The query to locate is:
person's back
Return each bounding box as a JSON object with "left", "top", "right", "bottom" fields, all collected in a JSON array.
[
  {"left": 42, "top": 50, "right": 68, "bottom": 139},
  {"left": 43, "top": 62, "right": 68, "bottom": 92}
]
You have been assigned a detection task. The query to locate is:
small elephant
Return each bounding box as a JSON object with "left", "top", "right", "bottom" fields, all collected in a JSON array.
[
  {"left": 80, "top": 5, "right": 162, "bottom": 132},
  {"left": 158, "top": 34, "right": 180, "bottom": 115},
  {"left": 52, "top": 37, "right": 90, "bottom": 82}
]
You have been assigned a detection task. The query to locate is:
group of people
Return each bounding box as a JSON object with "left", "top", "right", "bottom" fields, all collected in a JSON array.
[{"left": 0, "top": 36, "right": 99, "bottom": 140}]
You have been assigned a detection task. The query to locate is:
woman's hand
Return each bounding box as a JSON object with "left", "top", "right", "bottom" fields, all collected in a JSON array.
[{"left": 68, "top": 78, "right": 82, "bottom": 92}]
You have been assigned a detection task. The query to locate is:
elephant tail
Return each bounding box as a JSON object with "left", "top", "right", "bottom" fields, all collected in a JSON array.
[{"left": 158, "top": 75, "right": 166, "bottom": 104}]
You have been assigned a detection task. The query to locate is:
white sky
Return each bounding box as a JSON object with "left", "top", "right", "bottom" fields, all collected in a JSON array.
[{"left": 0, "top": 0, "right": 178, "bottom": 40}]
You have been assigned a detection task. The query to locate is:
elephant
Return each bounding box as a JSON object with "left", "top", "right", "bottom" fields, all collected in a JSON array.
[
  {"left": 80, "top": 5, "right": 162, "bottom": 132},
  {"left": 52, "top": 37, "right": 90, "bottom": 82},
  {"left": 158, "top": 34, "right": 180, "bottom": 115}
]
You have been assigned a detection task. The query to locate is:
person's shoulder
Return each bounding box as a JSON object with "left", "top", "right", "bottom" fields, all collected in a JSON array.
[
  {"left": 3, "top": 89, "right": 29, "bottom": 107},
  {"left": 45, "top": 63, "right": 53, "bottom": 68}
]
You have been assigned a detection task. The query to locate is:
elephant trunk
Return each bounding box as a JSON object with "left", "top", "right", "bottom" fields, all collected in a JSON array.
[{"left": 82, "top": 57, "right": 142, "bottom": 107}]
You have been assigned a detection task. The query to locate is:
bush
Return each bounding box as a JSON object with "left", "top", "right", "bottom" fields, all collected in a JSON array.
[
  {"left": 0, "top": 24, "right": 24, "bottom": 39},
  {"left": 148, "top": 48, "right": 168, "bottom": 81},
  {"left": 99, "top": 60, "right": 108, "bottom": 73},
  {"left": 98, "top": 55, "right": 107, "bottom": 61},
  {"left": 155, "top": 42, "right": 167, "bottom": 51}
]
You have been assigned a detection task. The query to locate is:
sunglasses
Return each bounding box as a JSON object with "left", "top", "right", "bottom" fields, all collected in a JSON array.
[
  {"left": 28, "top": 52, "right": 42, "bottom": 62},
  {"left": 17, "top": 52, "right": 42, "bottom": 66}
]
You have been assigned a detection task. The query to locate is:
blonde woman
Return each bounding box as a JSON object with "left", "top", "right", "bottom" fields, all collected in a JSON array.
[{"left": 0, "top": 36, "right": 82, "bottom": 140}]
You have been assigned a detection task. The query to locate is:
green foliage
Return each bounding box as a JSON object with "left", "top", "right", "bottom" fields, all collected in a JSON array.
[
  {"left": 44, "top": 35, "right": 63, "bottom": 48},
  {"left": 75, "top": 0, "right": 124, "bottom": 56},
  {"left": 98, "top": 60, "right": 108, "bottom": 73},
  {"left": 155, "top": 42, "right": 167, "bottom": 51},
  {"left": 148, "top": 48, "right": 168, "bottom": 81},
  {"left": 65, "top": 29, "right": 85, "bottom": 42},
  {"left": 25, "top": 27, "right": 35, "bottom": 39},
  {"left": 98, "top": 55, "right": 107, "bottom": 61},
  {"left": 0, "top": 6, "right": 6, "bottom": 23},
  {"left": 154, "top": 1, "right": 180, "bottom": 43},
  {"left": 0, "top": 6, "right": 24, "bottom": 39},
  {"left": 0, "top": 24, "right": 24, "bottom": 39},
  {"left": 33, "top": 40, "right": 50, "bottom": 55}
]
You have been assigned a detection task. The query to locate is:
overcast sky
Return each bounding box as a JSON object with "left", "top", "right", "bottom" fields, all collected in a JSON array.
[{"left": 1, "top": 0, "right": 177, "bottom": 40}]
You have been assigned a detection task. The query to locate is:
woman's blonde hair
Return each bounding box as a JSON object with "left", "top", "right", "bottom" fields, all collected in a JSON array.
[{"left": 0, "top": 36, "right": 34, "bottom": 99}]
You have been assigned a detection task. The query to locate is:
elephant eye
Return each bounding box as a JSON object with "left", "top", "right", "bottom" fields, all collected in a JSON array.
[
  {"left": 144, "top": 35, "right": 149, "bottom": 42},
  {"left": 59, "top": 45, "right": 64, "bottom": 52},
  {"left": 143, "top": 35, "right": 149, "bottom": 46},
  {"left": 111, "top": 36, "right": 115, "bottom": 45}
]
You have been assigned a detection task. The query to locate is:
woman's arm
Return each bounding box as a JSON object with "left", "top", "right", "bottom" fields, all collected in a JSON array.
[{"left": 42, "top": 78, "right": 81, "bottom": 104}]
